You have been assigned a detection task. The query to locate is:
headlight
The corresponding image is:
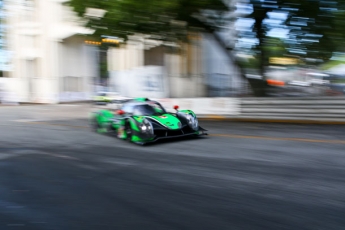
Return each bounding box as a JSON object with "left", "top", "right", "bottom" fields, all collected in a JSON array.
[
  {"left": 186, "top": 114, "right": 198, "bottom": 131},
  {"left": 140, "top": 119, "right": 153, "bottom": 134}
]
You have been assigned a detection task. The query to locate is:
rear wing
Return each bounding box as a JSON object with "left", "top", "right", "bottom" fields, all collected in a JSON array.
[{"left": 92, "top": 94, "right": 133, "bottom": 110}]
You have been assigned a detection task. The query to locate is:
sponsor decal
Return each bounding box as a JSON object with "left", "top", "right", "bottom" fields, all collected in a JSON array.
[
  {"left": 165, "top": 122, "right": 174, "bottom": 127},
  {"left": 159, "top": 116, "right": 168, "bottom": 119}
]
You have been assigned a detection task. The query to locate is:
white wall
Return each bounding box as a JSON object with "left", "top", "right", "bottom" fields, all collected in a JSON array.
[
  {"left": 110, "top": 66, "right": 169, "bottom": 99},
  {"left": 58, "top": 37, "right": 98, "bottom": 102},
  {"left": 0, "top": 77, "right": 20, "bottom": 103},
  {"left": 155, "top": 97, "right": 241, "bottom": 116},
  {"left": 163, "top": 52, "right": 208, "bottom": 98},
  {"left": 168, "top": 76, "right": 207, "bottom": 98},
  {"left": 108, "top": 44, "right": 144, "bottom": 72},
  {"left": 4, "top": 0, "right": 96, "bottom": 103}
]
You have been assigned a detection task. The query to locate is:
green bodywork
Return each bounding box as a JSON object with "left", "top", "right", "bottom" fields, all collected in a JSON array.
[{"left": 93, "top": 96, "right": 113, "bottom": 103}]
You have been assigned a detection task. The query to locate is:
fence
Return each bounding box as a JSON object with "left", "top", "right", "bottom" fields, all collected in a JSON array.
[{"left": 238, "top": 97, "right": 345, "bottom": 123}]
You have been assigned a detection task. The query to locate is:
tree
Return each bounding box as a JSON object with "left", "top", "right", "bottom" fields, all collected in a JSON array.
[
  {"left": 66, "top": 0, "right": 229, "bottom": 42},
  {"left": 234, "top": 0, "right": 344, "bottom": 95},
  {"left": 247, "top": 0, "right": 344, "bottom": 66}
]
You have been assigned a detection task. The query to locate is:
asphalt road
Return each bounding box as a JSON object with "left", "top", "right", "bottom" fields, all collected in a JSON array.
[{"left": 0, "top": 105, "right": 345, "bottom": 230}]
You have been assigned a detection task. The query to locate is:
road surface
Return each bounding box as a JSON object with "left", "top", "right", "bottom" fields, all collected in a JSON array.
[{"left": 0, "top": 105, "right": 344, "bottom": 230}]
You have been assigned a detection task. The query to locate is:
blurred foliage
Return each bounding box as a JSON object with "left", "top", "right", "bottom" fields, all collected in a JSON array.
[
  {"left": 238, "top": 57, "right": 260, "bottom": 69},
  {"left": 66, "top": 0, "right": 229, "bottom": 43},
  {"left": 238, "top": 0, "right": 345, "bottom": 95},
  {"left": 247, "top": 0, "right": 345, "bottom": 63},
  {"left": 261, "top": 37, "right": 287, "bottom": 66},
  {"left": 332, "top": 9, "right": 345, "bottom": 52}
]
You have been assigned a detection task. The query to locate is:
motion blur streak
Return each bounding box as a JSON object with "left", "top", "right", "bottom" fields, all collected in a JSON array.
[
  {"left": 17, "top": 120, "right": 345, "bottom": 145},
  {"left": 1, "top": 105, "right": 345, "bottom": 229}
]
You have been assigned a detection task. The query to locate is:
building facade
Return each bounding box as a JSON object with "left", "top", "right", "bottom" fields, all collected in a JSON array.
[
  {"left": 3, "top": 0, "right": 99, "bottom": 103},
  {"left": 107, "top": 32, "right": 245, "bottom": 99}
]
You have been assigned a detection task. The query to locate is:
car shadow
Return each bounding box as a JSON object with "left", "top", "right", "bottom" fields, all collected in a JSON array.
[{"left": 142, "top": 135, "right": 209, "bottom": 147}]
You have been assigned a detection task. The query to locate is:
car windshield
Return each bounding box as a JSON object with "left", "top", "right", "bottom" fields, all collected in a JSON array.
[{"left": 132, "top": 103, "right": 165, "bottom": 116}]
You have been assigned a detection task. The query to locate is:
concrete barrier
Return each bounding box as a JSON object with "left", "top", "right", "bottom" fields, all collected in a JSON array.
[{"left": 238, "top": 97, "right": 345, "bottom": 123}]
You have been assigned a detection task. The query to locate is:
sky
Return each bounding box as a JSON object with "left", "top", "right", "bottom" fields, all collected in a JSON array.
[{"left": 234, "top": 2, "right": 290, "bottom": 50}]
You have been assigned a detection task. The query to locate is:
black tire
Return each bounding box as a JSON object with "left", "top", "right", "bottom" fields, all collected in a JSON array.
[
  {"left": 125, "top": 121, "right": 133, "bottom": 142},
  {"left": 107, "top": 124, "right": 117, "bottom": 135},
  {"left": 90, "top": 117, "right": 100, "bottom": 132}
]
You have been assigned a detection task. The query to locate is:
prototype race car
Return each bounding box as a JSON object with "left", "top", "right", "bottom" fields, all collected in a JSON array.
[{"left": 90, "top": 98, "right": 207, "bottom": 144}]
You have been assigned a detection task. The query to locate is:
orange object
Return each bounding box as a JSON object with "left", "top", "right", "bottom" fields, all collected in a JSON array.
[
  {"left": 267, "top": 79, "right": 285, "bottom": 86},
  {"left": 117, "top": 110, "right": 125, "bottom": 115}
]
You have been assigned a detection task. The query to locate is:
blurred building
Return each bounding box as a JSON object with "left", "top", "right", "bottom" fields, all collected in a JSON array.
[
  {"left": 202, "top": 33, "right": 245, "bottom": 97},
  {"left": 2, "top": 0, "right": 246, "bottom": 102},
  {"left": 3, "top": 0, "right": 99, "bottom": 103},
  {"left": 108, "top": 32, "right": 244, "bottom": 98},
  {"left": 107, "top": 0, "right": 245, "bottom": 99},
  {"left": 107, "top": 33, "right": 206, "bottom": 98}
]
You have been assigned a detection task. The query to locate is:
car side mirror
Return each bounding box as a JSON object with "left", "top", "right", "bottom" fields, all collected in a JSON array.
[
  {"left": 117, "top": 110, "right": 125, "bottom": 115},
  {"left": 173, "top": 105, "right": 179, "bottom": 111}
]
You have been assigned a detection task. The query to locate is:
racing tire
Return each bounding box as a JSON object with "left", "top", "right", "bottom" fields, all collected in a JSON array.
[
  {"left": 125, "top": 121, "right": 133, "bottom": 142},
  {"left": 90, "top": 117, "right": 100, "bottom": 132}
]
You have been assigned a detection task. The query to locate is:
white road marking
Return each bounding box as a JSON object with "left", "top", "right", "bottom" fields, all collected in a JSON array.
[
  {"left": 12, "top": 119, "right": 42, "bottom": 123},
  {"left": 0, "top": 150, "right": 81, "bottom": 162}
]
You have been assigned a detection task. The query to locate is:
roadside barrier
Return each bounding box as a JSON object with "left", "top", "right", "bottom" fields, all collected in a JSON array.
[
  {"left": 237, "top": 97, "right": 345, "bottom": 123},
  {"left": 157, "top": 97, "right": 345, "bottom": 123}
]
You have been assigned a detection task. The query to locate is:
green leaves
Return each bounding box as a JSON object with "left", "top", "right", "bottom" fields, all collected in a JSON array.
[
  {"left": 66, "top": 0, "right": 229, "bottom": 41},
  {"left": 244, "top": 0, "right": 345, "bottom": 64}
]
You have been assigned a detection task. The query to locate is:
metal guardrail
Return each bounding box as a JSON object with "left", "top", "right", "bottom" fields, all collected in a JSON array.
[{"left": 239, "top": 97, "right": 345, "bottom": 122}]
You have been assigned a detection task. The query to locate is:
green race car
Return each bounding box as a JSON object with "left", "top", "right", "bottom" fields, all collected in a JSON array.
[{"left": 90, "top": 97, "right": 207, "bottom": 144}]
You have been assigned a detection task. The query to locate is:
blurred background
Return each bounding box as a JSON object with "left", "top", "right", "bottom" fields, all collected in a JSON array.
[
  {"left": 1, "top": 2, "right": 345, "bottom": 229},
  {"left": 1, "top": 0, "right": 345, "bottom": 104}
]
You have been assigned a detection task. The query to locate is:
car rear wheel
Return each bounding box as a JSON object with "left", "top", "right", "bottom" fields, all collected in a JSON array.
[
  {"left": 90, "top": 117, "right": 100, "bottom": 132},
  {"left": 125, "top": 122, "right": 133, "bottom": 142}
]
